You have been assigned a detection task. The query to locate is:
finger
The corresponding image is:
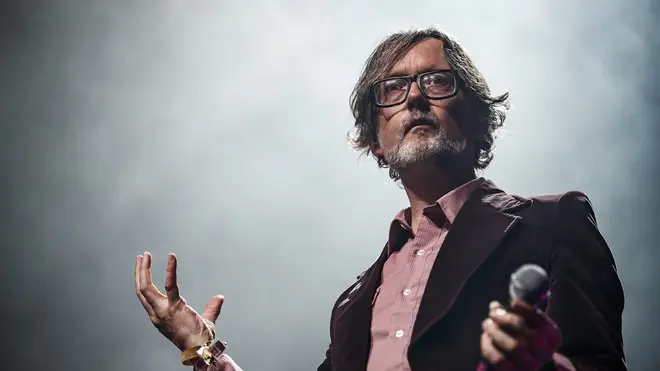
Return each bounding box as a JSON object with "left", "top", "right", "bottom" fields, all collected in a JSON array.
[
  {"left": 511, "top": 299, "right": 562, "bottom": 348},
  {"left": 164, "top": 253, "right": 181, "bottom": 305},
  {"left": 484, "top": 319, "right": 545, "bottom": 370},
  {"left": 490, "top": 307, "right": 531, "bottom": 337},
  {"left": 510, "top": 300, "right": 561, "bottom": 360},
  {"left": 510, "top": 298, "right": 533, "bottom": 311},
  {"left": 489, "top": 308, "right": 552, "bottom": 368},
  {"left": 135, "top": 255, "right": 157, "bottom": 317},
  {"left": 482, "top": 318, "right": 519, "bottom": 353},
  {"left": 480, "top": 332, "right": 515, "bottom": 371},
  {"left": 139, "top": 252, "right": 165, "bottom": 306},
  {"left": 134, "top": 255, "right": 142, "bottom": 293},
  {"left": 509, "top": 299, "right": 541, "bottom": 323},
  {"left": 510, "top": 299, "right": 556, "bottom": 331},
  {"left": 202, "top": 295, "right": 225, "bottom": 324},
  {"left": 489, "top": 301, "right": 503, "bottom": 311},
  {"left": 510, "top": 300, "right": 547, "bottom": 329}
]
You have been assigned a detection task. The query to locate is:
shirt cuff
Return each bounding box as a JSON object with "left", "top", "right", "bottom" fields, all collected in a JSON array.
[{"left": 193, "top": 354, "right": 243, "bottom": 371}]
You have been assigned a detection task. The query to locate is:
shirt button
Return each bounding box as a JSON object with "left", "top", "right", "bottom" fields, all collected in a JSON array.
[
  {"left": 416, "top": 249, "right": 426, "bottom": 256},
  {"left": 403, "top": 288, "right": 412, "bottom": 296},
  {"left": 395, "top": 330, "right": 405, "bottom": 338}
]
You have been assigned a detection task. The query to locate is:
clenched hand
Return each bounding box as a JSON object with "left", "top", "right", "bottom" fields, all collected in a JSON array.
[
  {"left": 134, "top": 252, "right": 224, "bottom": 351},
  {"left": 480, "top": 300, "right": 562, "bottom": 371}
]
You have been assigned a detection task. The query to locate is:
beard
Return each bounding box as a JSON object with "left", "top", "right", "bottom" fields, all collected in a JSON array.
[{"left": 381, "top": 111, "right": 466, "bottom": 174}]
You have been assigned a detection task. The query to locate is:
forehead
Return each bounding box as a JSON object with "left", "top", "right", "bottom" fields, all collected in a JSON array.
[{"left": 387, "top": 38, "right": 449, "bottom": 77}]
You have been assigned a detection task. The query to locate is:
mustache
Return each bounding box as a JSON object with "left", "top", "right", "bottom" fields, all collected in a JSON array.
[{"left": 400, "top": 111, "right": 443, "bottom": 135}]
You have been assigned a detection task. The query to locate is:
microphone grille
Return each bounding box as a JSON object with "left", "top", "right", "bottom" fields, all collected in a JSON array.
[{"left": 508, "top": 264, "right": 549, "bottom": 306}]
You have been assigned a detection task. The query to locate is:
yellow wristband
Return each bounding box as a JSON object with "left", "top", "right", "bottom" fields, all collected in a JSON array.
[{"left": 182, "top": 345, "right": 213, "bottom": 366}]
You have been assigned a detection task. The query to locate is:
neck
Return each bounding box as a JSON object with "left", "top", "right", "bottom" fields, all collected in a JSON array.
[{"left": 399, "top": 162, "right": 476, "bottom": 233}]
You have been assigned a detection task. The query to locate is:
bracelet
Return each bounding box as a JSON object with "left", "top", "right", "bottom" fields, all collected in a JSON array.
[
  {"left": 181, "top": 339, "right": 227, "bottom": 366},
  {"left": 182, "top": 345, "right": 211, "bottom": 366},
  {"left": 182, "top": 320, "right": 217, "bottom": 366}
]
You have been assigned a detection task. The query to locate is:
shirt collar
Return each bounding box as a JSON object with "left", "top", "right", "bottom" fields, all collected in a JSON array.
[{"left": 387, "top": 177, "right": 488, "bottom": 255}]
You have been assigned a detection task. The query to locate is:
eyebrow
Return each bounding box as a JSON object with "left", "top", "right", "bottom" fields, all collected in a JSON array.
[{"left": 384, "top": 67, "right": 449, "bottom": 79}]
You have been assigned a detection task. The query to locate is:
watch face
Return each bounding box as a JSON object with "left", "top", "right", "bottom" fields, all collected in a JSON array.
[{"left": 210, "top": 340, "right": 227, "bottom": 359}]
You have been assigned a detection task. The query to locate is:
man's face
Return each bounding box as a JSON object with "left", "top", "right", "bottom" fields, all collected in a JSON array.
[{"left": 371, "top": 38, "right": 473, "bottom": 174}]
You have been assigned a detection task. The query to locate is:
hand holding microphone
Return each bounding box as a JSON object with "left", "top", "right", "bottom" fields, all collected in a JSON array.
[{"left": 479, "top": 265, "right": 563, "bottom": 371}]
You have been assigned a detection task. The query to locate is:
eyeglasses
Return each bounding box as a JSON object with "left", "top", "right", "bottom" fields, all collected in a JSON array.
[{"left": 372, "top": 69, "right": 459, "bottom": 107}]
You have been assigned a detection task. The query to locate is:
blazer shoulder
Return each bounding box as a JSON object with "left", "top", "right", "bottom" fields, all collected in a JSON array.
[
  {"left": 505, "top": 190, "right": 595, "bottom": 231},
  {"left": 528, "top": 190, "right": 590, "bottom": 205},
  {"left": 526, "top": 190, "right": 595, "bottom": 217},
  {"left": 555, "top": 190, "right": 596, "bottom": 218},
  {"left": 532, "top": 190, "right": 595, "bottom": 219}
]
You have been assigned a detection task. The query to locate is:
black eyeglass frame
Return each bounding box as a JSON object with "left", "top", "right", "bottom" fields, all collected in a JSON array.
[{"left": 371, "top": 69, "right": 459, "bottom": 108}]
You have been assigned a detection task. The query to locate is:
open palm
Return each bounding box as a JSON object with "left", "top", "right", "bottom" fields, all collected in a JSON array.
[{"left": 134, "top": 252, "right": 224, "bottom": 351}]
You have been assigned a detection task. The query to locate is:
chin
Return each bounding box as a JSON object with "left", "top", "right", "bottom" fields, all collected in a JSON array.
[
  {"left": 409, "top": 138, "right": 465, "bottom": 158},
  {"left": 387, "top": 133, "right": 466, "bottom": 167}
]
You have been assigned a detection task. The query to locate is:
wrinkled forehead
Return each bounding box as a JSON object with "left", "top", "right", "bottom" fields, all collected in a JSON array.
[{"left": 386, "top": 38, "right": 450, "bottom": 78}]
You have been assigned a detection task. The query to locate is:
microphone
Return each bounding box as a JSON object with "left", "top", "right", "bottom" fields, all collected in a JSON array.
[
  {"left": 508, "top": 264, "right": 550, "bottom": 307},
  {"left": 481, "top": 264, "right": 550, "bottom": 371}
]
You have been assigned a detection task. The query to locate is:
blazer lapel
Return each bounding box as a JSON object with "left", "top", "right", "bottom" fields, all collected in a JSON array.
[{"left": 411, "top": 185, "right": 531, "bottom": 344}]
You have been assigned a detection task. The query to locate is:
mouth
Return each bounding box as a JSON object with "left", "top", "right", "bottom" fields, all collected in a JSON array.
[
  {"left": 409, "top": 124, "right": 433, "bottom": 132},
  {"left": 404, "top": 120, "right": 437, "bottom": 135}
]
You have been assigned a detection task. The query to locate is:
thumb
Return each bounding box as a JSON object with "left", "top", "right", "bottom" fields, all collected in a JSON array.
[{"left": 202, "top": 295, "right": 225, "bottom": 324}]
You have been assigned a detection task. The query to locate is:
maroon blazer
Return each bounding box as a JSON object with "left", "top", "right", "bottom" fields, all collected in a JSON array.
[{"left": 317, "top": 183, "right": 626, "bottom": 371}]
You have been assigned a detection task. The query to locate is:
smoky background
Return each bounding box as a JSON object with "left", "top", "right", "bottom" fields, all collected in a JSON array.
[{"left": 0, "top": 0, "right": 658, "bottom": 370}]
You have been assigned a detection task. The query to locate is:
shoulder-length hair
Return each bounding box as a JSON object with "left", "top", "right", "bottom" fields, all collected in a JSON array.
[{"left": 348, "top": 27, "right": 510, "bottom": 180}]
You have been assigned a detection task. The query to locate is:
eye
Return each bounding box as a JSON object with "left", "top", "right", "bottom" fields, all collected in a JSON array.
[
  {"left": 381, "top": 78, "right": 407, "bottom": 94},
  {"left": 421, "top": 72, "right": 456, "bottom": 97},
  {"left": 423, "top": 72, "right": 453, "bottom": 87},
  {"left": 375, "top": 78, "right": 409, "bottom": 105}
]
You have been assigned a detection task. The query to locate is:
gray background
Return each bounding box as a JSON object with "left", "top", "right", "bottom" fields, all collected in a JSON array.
[{"left": 1, "top": 0, "right": 658, "bottom": 370}]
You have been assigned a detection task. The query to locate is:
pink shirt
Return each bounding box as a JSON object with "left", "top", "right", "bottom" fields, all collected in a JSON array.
[{"left": 366, "top": 177, "right": 485, "bottom": 371}]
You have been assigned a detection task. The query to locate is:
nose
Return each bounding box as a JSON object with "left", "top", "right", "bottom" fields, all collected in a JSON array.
[
  {"left": 408, "top": 80, "right": 422, "bottom": 99},
  {"left": 406, "top": 80, "right": 429, "bottom": 111}
]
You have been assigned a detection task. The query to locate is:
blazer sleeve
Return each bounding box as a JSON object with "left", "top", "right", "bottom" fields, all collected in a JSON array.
[
  {"left": 317, "top": 344, "right": 332, "bottom": 371},
  {"left": 545, "top": 191, "right": 627, "bottom": 370}
]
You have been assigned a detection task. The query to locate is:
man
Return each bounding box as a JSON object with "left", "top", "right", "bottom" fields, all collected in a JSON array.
[{"left": 134, "top": 27, "right": 626, "bottom": 371}]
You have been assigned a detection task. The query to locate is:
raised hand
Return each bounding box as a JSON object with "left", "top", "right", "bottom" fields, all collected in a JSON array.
[{"left": 134, "top": 252, "right": 224, "bottom": 351}]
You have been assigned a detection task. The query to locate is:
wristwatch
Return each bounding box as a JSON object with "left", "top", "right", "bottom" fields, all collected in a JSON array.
[{"left": 182, "top": 339, "right": 227, "bottom": 368}]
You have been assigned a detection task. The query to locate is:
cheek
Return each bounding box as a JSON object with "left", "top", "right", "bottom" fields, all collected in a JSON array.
[
  {"left": 379, "top": 107, "right": 399, "bottom": 122},
  {"left": 376, "top": 113, "right": 397, "bottom": 145},
  {"left": 432, "top": 98, "right": 472, "bottom": 137}
]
